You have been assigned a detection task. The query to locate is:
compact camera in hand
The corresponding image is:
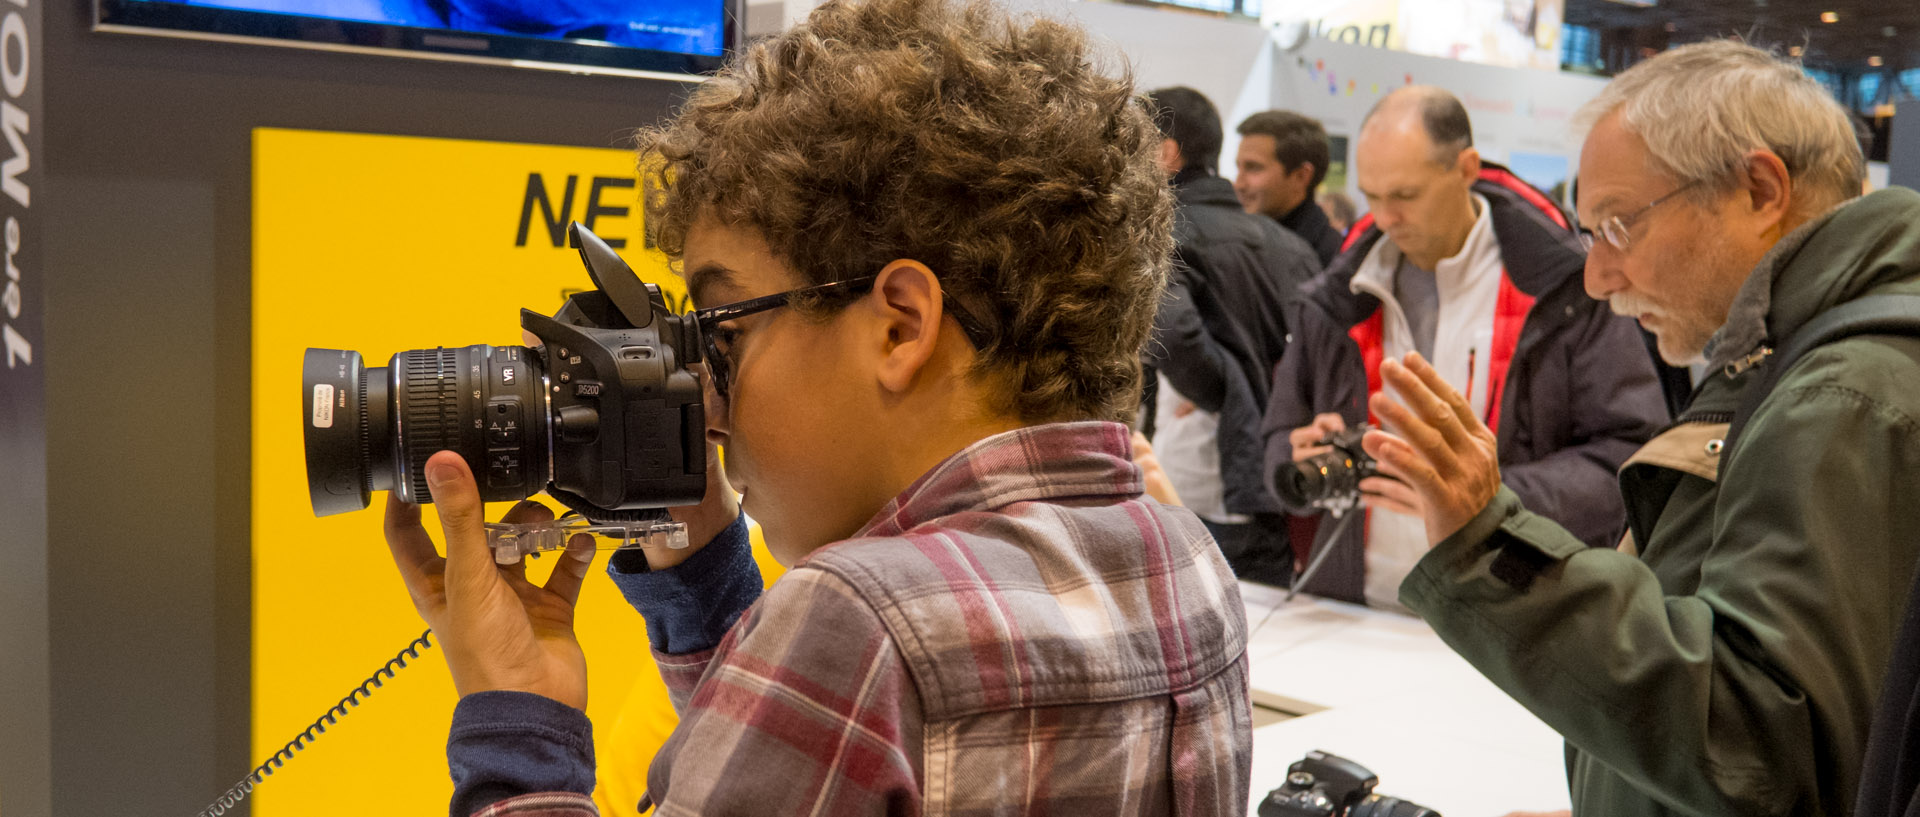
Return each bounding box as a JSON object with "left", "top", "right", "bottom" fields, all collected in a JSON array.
[
  {"left": 1258, "top": 750, "right": 1440, "bottom": 817},
  {"left": 1274, "top": 426, "right": 1378, "bottom": 513},
  {"left": 300, "top": 222, "right": 707, "bottom": 528}
]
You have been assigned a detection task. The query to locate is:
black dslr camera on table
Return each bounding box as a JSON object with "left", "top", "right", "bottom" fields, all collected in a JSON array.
[
  {"left": 300, "top": 222, "right": 708, "bottom": 563},
  {"left": 1260, "top": 750, "right": 1439, "bottom": 817}
]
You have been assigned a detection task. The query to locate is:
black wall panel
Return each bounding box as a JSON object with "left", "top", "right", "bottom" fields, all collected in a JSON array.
[{"left": 37, "top": 5, "right": 690, "bottom": 814}]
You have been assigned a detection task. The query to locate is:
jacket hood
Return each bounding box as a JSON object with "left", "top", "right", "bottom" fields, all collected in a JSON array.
[{"left": 1730, "top": 187, "right": 1920, "bottom": 360}]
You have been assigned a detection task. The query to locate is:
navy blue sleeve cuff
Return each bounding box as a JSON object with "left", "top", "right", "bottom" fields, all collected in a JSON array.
[
  {"left": 447, "top": 691, "right": 595, "bottom": 817},
  {"left": 606, "top": 512, "right": 761, "bottom": 655}
]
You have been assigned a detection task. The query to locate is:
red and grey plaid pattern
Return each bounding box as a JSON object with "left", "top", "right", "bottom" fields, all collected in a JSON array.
[{"left": 642, "top": 421, "right": 1252, "bottom": 815}]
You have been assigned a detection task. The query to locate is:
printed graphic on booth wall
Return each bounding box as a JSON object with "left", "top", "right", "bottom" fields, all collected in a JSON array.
[{"left": 251, "top": 129, "right": 691, "bottom": 817}]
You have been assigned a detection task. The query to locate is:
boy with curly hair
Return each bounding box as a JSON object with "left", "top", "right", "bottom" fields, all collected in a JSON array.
[{"left": 379, "top": 0, "right": 1254, "bottom": 814}]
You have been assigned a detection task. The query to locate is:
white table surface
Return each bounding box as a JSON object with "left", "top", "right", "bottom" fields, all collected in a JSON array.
[{"left": 1239, "top": 581, "right": 1573, "bottom": 817}]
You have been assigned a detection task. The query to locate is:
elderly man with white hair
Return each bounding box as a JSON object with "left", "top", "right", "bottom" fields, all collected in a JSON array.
[{"left": 1362, "top": 40, "right": 1920, "bottom": 817}]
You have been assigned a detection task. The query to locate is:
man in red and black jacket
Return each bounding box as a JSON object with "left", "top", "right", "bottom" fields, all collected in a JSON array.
[{"left": 1259, "top": 86, "right": 1670, "bottom": 608}]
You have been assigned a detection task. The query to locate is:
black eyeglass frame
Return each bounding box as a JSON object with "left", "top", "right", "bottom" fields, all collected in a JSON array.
[{"left": 690, "top": 274, "right": 994, "bottom": 400}]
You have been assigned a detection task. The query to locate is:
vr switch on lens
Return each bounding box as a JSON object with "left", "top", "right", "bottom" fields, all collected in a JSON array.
[{"left": 300, "top": 222, "right": 707, "bottom": 561}]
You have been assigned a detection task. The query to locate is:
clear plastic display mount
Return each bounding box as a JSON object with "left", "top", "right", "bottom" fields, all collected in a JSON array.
[{"left": 484, "top": 517, "right": 689, "bottom": 564}]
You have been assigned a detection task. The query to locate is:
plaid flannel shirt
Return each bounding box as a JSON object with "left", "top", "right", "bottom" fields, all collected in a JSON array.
[{"left": 473, "top": 420, "right": 1252, "bottom": 816}]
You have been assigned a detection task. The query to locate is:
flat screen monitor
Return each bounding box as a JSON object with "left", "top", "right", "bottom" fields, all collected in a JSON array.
[{"left": 96, "top": 0, "right": 737, "bottom": 80}]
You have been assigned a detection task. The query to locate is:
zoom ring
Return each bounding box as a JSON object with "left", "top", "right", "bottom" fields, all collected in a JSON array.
[{"left": 401, "top": 348, "right": 461, "bottom": 503}]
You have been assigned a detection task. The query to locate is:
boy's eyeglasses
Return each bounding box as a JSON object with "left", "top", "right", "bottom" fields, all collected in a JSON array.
[
  {"left": 690, "top": 275, "right": 994, "bottom": 400},
  {"left": 1577, "top": 180, "right": 1701, "bottom": 253}
]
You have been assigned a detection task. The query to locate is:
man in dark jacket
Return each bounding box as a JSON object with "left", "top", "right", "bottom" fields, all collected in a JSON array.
[
  {"left": 1235, "top": 110, "right": 1344, "bottom": 267},
  {"left": 1370, "top": 41, "right": 1920, "bottom": 816},
  {"left": 1259, "top": 86, "right": 1668, "bottom": 609},
  {"left": 1143, "top": 86, "right": 1321, "bottom": 586}
]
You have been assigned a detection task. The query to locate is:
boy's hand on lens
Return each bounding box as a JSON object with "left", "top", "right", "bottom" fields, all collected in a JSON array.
[{"left": 384, "top": 451, "right": 593, "bottom": 711}]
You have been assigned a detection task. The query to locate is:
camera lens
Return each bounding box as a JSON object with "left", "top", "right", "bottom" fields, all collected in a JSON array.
[
  {"left": 1349, "top": 794, "right": 1440, "bottom": 817},
  {"left": 1276, "top": 458, "right": 1331, "bottom": 508},
  {"left": 302, "top": 344, "right": 549, "bottom": 516},
  {"left": 1276, "top": 450, "right": 1362, "bottom": 508}
]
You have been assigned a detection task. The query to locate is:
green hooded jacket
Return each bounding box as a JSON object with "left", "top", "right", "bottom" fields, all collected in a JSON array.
[{"left": 1402, "top": 187, "right": 1920, "bottom": 817}]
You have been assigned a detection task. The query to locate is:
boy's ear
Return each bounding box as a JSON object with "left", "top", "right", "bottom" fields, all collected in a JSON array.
[{"left": 867, "top": 260, "right": 945, "bottom": 395}]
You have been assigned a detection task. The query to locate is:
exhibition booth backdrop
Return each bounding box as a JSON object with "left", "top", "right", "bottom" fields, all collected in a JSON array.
[
  {"left": 251, "top": 128, "right": 785, "bottom": 816},
  {"left": 1258, "top": 0, "right": 1568, "bottom": 72},
  {"left": 1009, "top": 0, "right": 1611, "bottom": 207},
  {"left": 1267, "top": 36, "right": 1607, "bottom": 205},
  {"left": 0, "top": 0, "right": 45, "bottom": 814}
]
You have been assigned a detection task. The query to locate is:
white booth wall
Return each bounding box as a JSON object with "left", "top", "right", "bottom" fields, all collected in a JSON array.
[{"left": 1006, "top": 0, "right": 1611, "bottom": 213}]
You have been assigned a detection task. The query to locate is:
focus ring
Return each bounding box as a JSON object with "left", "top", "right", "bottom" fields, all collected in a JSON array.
[
  {"left": 400, "top": 348, "right": 461, "bottom": 502},
  {"left": 359, "top": 366, "right": 373, "bottom": 496}
]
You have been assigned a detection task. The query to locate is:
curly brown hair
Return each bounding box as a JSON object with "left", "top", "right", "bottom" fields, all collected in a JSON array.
[{"left": 635, "top": 0, "right": 1174, "bottom": 425}]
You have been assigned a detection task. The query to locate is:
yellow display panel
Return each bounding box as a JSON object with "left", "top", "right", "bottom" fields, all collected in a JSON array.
[{"left": 252, "top": 128, "right": 779, "bottom": 817}]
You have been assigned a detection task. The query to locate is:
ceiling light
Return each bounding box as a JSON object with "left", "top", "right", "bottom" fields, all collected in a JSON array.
[
  {"left": 1821, "top": 11, "right": 1839, "bottom": 23},
  {"left": 1870, "top": 55, "right": 1885, "bottom": 67}
]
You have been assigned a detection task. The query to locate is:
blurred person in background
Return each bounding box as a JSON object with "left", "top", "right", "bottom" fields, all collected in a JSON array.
[
  {"left": 1236, "top": 109, "right": 1343, "bottom": 267},
  {"left": 1144, "top": 86, "right": 1321, "bottom": 587},
  {"left": 1318, "top": 189, "right": 1357, "bottom": 235}
]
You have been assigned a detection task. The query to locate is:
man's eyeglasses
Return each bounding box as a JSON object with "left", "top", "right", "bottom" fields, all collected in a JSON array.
[
  {"left": 690, "top": 275, "right": 994, "bottom": 401},
  {"left": 1577, "top": 180, "right": 1701, "bottom": 253}
]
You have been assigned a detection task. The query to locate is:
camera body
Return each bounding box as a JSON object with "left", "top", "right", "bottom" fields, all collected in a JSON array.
[
  {"left": 1259, "top": 751, "right": 1439, "bottom": 817},
  {"left": 302, "top": 222, "right": 706, "bottom": 523},
  {"left": 1273, "top": 426, "right": 1378, "bottom": 513}
]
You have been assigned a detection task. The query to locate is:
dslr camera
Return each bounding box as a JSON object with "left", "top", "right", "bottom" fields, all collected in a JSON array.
[
  {"left": 300, "top": 222, "right": 707, "bottom": 559},
  {"left": 1259, "top": 750, "right": 1439, "bottom": 817},
  {"left": 1273, "top": 426, "right": 1377, "bottom": 513}
]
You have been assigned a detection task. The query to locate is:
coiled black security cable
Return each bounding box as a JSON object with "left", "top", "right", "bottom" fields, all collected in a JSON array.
[{"left": 195, "top": 629, "right": 434, "bottom": 817}]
